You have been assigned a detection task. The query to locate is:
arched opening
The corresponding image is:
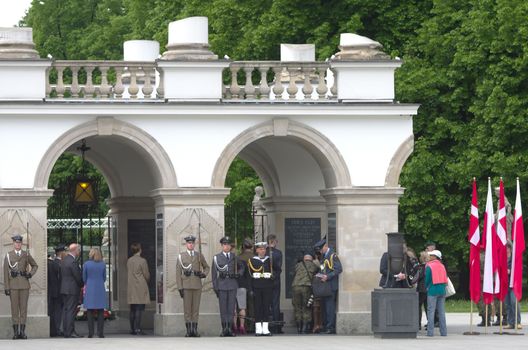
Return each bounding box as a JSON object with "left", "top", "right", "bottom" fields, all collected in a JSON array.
[
  {"left": 215, "top": 119, "right": 351, "bottom": 330},
  {"left": 37, "top": 118, "right": 177, "bottom": 335}
]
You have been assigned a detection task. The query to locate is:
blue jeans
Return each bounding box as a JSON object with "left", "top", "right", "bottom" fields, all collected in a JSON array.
[
  {"left": 505, "top": 288, "right": 521, "bottom": 326},
  {"left": 427, "top": 295, "right": 447, "bottom": 336}
]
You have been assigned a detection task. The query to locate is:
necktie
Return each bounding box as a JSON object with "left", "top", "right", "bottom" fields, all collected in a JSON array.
[
  {"left": 226, "top": 253, "right": 230, "bottom": 259},
  {"left": 16, "top": 251, "right": 20, "bottom": 257}
]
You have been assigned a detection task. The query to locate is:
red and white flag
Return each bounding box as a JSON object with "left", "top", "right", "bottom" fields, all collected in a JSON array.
[
  {"left": 468, "top": 179, "right": 481, "bottom": 303},
  {"left": 482, "top": 178, "right": 496, "bottom": 304},
  {"left": 494, "top": 178, "right": 508, "bottom": 300},
  {"left": 509, "top": 178, "right": 525, "bottom": 301}
]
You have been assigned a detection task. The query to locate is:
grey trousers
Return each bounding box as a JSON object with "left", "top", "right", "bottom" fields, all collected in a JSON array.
[
  {"left": 9, "top": 289, "right": 29, "bottom": 324},
  {"left": 219, "top": 289, "right": 237, "bottom": 323}
]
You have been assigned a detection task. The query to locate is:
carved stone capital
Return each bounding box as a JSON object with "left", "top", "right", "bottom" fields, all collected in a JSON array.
[{"left": 161, "top": 43, "right": 218, "bottom": 61}]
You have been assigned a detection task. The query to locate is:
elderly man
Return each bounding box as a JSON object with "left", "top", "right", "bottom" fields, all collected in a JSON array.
[
  {"left": 3, "top": 234, "right": 38, "bottom": 339},
  {"left": 60, "top": 243, "right": 83, "bottom": 338},
  {"left": 48, "top": 244, "right": 65, "bottom": 337},
  {"left": 314, "top": 237, "right": 342, "bottom": 334}
]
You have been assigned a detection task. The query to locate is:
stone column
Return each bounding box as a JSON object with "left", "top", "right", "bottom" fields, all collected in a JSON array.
[
  {"left": 0, "top": 189, "right": 53, "bottom": 339},
  {"left": 150, "top": 188, "right": 230, "bottom": 336},
  {"left": 106, "top": 196, "right": 155, "bottom": 331},
  {"left": 320, "top": 187, "right": 404, "bottom": 334}
]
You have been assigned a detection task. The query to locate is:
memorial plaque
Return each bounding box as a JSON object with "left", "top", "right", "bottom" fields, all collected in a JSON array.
[
  {"left": 285, "top": 218, "right": 321, "bottom": 298},
  {"left": 128, "top": 219, "right": 156, "bottom": 301}
]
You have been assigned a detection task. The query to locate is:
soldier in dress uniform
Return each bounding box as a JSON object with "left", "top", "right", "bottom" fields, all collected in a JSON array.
[
  {"left": 248, "top": 241, "right": 273, "bottom": 336},
  {"left": 176, "top": 235, "right": 209, "bottom": 337},
  {"left": 3, "top": 234, "right": 38, "bottom": 340},
  {"left": 212, "top": 236, "right": 244, "bottom": 336}
]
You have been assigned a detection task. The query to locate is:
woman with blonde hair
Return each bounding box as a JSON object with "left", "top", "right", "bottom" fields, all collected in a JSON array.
[{"left": 82, "top": 247, "right": 107, "bottom": 338}]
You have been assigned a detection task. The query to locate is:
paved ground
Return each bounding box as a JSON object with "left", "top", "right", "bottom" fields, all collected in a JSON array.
[{"left": 1, "top": 313, "right": 527, "bottom": 350}]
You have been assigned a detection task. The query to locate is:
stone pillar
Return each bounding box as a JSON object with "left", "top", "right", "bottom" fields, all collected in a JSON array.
[
  {"left": 260, "top": 195, "right": 327, "bottom": 325},
  {"left": 320, "top": 187, "right": 404, "bottom": 334},
  {"left": 106, "top": 196, "right": 155, "bottom": 331},
  {"left": 0, "top": 189, "right": 53, "bottom": 339},
  {"left": 150, "top": 188, "right": 230, "bottom": 336},
  {"left": 0, "top": 27, "right": 51, "bottom": 100},
  {"left": 158, "top": 16, "right": 229, "bottom": 101}
]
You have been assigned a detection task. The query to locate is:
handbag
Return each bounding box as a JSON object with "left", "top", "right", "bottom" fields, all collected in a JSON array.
[
  {"left": 311, "top": 275, "right": 333, "bottom": 297},
  {"left": 445, "top": 277, "right": 456, "bottom": 298}
]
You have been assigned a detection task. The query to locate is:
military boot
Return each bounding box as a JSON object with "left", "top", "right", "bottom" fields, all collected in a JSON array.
[
  {"left": 12, "top": 324, "right": 18, "bottom": 340},
  {"left": 220, "top": 322, "right": 227, "bottom": 337},
  {"left": 226, "top": 322, "right": 235, "bottom": 337},
  {"left": 192, "top": 322, "right": 200, "bottom": 337},
  {"left": 296, "top": 321, "right": 303, "bottom": 334},
  {"left": 477, "top": 316, "right": 490, "bottom": 327},
  {"left": 185, "top": 322, "right": 192, "bottom": 337},
  {"left": 19, "top": 325, "right": 27, "bottom": 340}
]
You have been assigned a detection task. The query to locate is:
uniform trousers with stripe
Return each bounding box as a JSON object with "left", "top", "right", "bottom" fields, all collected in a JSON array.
[{"left": 219, "top": 289, "right": 237, "bottom": 323}]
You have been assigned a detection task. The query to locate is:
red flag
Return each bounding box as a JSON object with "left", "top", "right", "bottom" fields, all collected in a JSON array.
[
  {"left": 509, "top": 178, "right": 525, "bottom": 301},
  {"left": 482, "top": 178, "right": 496, "bottom": 304},
  {"left": 468, "top": 179, "right": 481, "bottom": 303},
  {"left": 494, "top": 178, "right": 508, "bottom": 301}
]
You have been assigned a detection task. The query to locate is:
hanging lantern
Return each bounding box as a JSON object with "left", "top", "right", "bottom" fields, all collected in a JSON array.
[{"left": 72, "top": 139, "right": 97, "bottom": 206}]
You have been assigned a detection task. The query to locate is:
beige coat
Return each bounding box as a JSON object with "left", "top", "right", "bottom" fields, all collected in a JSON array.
[
  {"left": 176, "top": 250, "right": 209, "bottom": 290},
  {"left": 3, "top": 250, "right": 38, "bottom": 290},
  {"left": 127, "top": 254, "right": 150, "bottom": 305}
]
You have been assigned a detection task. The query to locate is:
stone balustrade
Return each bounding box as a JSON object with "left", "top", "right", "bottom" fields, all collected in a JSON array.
[
  {"left": 47, "top": 61, "right": 162, "bottom": 100},
  {"left": 223, "top": 61, "right": 337, "bottom": 101}
]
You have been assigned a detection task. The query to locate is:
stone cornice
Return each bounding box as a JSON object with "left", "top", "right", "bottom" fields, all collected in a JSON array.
[
  {"left": 0, "top": 189, "right": 54, "bottom": 207},
  {"left": 150, "top": 188, "right": 231, "bottom": 206},
  {"left": 261, "top": 196, "right": 326, "bottom": 213},
  {"left": 106, "top": 196, "right": 155, "bottom": 214},
  {"left": 320, "top": 187, "right": 404, "bottom": 205}
]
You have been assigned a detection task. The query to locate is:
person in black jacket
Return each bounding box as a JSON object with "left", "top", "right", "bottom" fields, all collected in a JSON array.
[
  {"left": 266, "top": 234, "right": 283, "bottom": 334},
  {"left": 48, "top": 244, "right": 65, "bottom": 337},
  {"left": 249, "top": 242, "right": 274, "bottom": 336},
  {"left": 60, "top": 243, "right": 83, "bottom": 338}
]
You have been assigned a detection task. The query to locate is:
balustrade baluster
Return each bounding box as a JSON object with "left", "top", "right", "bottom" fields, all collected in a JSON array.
[
  {"left": 330, "top": 68, "right": 337, "bottom": 98},
  {"left": 230, "top": 66, "right": 240, "bottom": 99},
  {"left": 316, "top": 68, "right": 328, "bottom": 99},
  {"left": 244, "top": 67, "right": 255, "bottom": 99},
  {"left": 70, "top": 66, "right": 80, "bottom": 98},
  {"left": 156, "top": 67, "right": 164, "bottom": 99},
  {"left": 45, "top": 67, "right": 51, "bottom": 97},
  {"left": 302, "top": 67, "right": 314, "bottom": 99},
  {"left": 84, "top": 67, "right": 95, "bottom": 98},
  {"left": 142, "top": 67, "right": 154, "bottom": 98},
  {"left": 272, "top": 66, "right": 284, "bottom": 100},
  {"left": 128, "top": 67, "right": 139, "bottom": 98},
  {"left": 55, "top": 67, "right": 65, "bottom": 98},
  {"left": 258, "top": 66, "right": 270, "bottom": 99},
  {"left": 286, "top": 66, "right": 299, "bottom": 99},
  {"left": 99, "top": 66, "right": 111, "bottom": 98},
  {"left": 114, "top": 67, "right": 125, "bottom": 98}
]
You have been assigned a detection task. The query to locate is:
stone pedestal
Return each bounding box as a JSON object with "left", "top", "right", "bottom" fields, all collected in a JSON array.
[
  {"left": 150, "top": 188, "right": 230, "bottom": 336},
  {"left": 371, "top": 288, "right": 419, "bottom": 338},
  {"left": 0, "top": 189, "right": 53, "bottom": 338}
]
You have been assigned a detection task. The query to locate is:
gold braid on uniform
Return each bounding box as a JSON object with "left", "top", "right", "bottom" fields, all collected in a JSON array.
[
  {"left": 248, "top": 258, "right": 263, "bottom": 273},
  {"left": 323, "top": 253, "right": 335, "bottom": 270}
]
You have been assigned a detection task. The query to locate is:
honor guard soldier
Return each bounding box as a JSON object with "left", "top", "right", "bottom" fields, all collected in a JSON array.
[
  {"left": 176, "top": 235, "right": 210, "bottom": 337},
  {"left": 248, "top": 241, "right": 273, "bottom": 336},
  {"left": 314, "top": 237, "right": 342, "bottom": 334},
  {"left": 3, "top": 234, "right": 38, "bottom": 339},
  {"left": 212, "top": 236, "right": 244, "bottom": 336}
]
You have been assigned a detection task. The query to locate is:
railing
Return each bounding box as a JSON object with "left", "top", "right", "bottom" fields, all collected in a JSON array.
[
  {"left": 223, "top": 61, "right": 337, "bottom": 101},
  {"left": 47, "top": 61, "right": 163, "bottom": 100}
]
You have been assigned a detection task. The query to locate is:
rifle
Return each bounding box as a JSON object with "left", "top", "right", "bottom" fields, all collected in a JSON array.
[
  {"left": 26, "top": 222, "right": 30, "bottom": 252},
  {"left": 197, "top": 211, "right": 204, "bottom": 275}
]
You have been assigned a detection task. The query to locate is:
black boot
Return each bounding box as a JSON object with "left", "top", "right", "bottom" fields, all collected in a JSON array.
[
  {"left": 477, "top": 316, "right": 490, "bottom": 327},
  {"left": 12, "top": 324, "right": 18, "bottom": 340},
  {"left": 297, "top": 321, "right": 303, "bottom": 334},
  {"left": 192, "top": 322, "right": 200, "bottom": 337},
  {"left": 19, "top": 325, "right": 27, "bottom": 340},
  {"left": 220, "top": 322, "right": 227, "bottom": 337},
  {"left": 226, "top": 322, "right": 235, "bottom": 337},
  {"left": 185, "top": 322, "right": 192, "bottom": 337},
  {"left": 304, "top": 321, "right": 312, "bottom": 334}
]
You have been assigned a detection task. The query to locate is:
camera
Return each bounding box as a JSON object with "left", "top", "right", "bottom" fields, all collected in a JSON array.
[{"left": 306, "top": 294, "right": 314, "bottom": 307}]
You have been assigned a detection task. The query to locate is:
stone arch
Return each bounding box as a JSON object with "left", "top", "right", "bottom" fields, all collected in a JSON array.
[
  {"left": 211, "top": 119, "right": 352, "bottom": 189},
  {"left": 34, "top": 116, "right": 177, "bottom": 190},
  {"left": 384, "top": 135, "right": 414, "bottom": 187}
]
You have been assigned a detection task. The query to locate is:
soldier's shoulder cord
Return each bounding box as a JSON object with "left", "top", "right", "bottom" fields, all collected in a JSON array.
[{"left": 178, "top": 253, "right": 192, "bottom": 270}]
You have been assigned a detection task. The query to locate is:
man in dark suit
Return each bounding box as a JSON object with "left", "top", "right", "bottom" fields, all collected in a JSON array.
[
  {"left": 266, "top": 234, "right": 283, "bottom": 333},
  {"left": 60, "top": 243, "right": 83, "bottom": 338},
  {"left": 48, "top": 244, "right": 65, "bottom": 337}
]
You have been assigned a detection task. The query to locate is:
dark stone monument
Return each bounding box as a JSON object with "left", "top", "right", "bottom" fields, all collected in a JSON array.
[
  {"left": 284, "top": 218, "right": 321, "bottom": 298},
  {"left": 371, "top": 232, "right": 418, "bottom": 338}
]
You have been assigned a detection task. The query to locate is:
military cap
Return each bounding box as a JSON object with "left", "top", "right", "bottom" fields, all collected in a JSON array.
[
  {"left": 220, "top": 236, "right": 232, "bottom": 244},
  {"left": 11, "top": 234, "right": 23, "bottom": 242},
  {"left": 184, "top": 235, "right": 196, "bottom": 242},
  {"left": 55, "top": 244, "right": 66, "bottom": 253},
  {"left": 254, "top": 241, "right": 268, "bottom": 248},
  {"left": 314, "top": 235, "right": 327, "bottom": 249}
]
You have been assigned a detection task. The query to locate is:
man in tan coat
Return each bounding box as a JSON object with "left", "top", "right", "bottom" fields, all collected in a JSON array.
[
  {"left": 3, "top": 234, "right": 38, "bottom": 339},
  {"left": 127, "top": 243, "right": 150, "bottom": 335},
  {"left": 176, "top": 235, "right": 209, "bottom": 337}
]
